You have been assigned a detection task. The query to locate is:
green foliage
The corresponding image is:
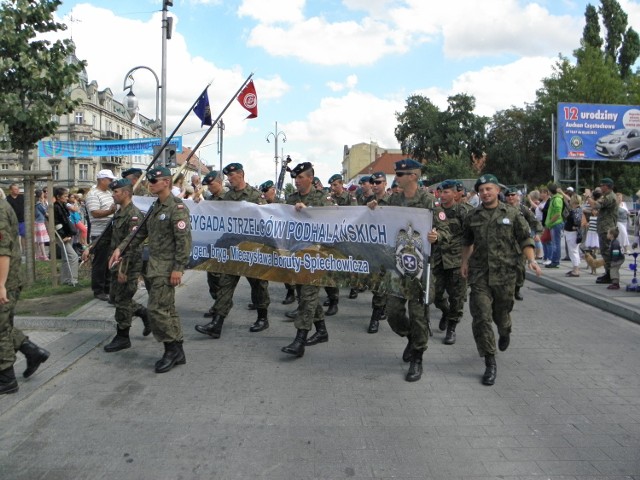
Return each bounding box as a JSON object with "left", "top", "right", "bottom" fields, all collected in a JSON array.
[
  {"left": 0, "top": 0, "right": 84, "bottom": 167},
  {"left": 421, "top": 152, "right": 477, "bottom": 184},
  {"left": 394, "top": 95, "right": 442, "bottom": 162},
  {"left": 599, "top": 0, "right": 628, "bottom": 61},
  {"left": 581, "top": 4, "right": 602, "bottom": 50},
  {"left": 619, "top": 27, "right": 640, "bottom": 79}
]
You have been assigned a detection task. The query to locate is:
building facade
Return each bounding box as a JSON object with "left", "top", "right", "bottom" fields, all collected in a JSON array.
[{"left": 342, "top": 142, "right": 402, "bottom": 182}]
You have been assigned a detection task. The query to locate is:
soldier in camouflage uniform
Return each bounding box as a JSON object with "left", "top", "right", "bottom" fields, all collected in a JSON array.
[
  {"left": 365, "top": 171, "right": 390, "bottom": 333},
  {"left": 0, "top": 199, "right": 50, "bottom": 394},
  {"left": 590, "top": 178, "right": 619, "bottom": 284},
  {"left": 103, "top": 179, "right": 151, "bottom": 353},
  {"left": 432, "top": 180, "right": 469, "bottom": 345},
  {"left": 505, "top": 187, "right": 542, "bottom": 301},
  {"left": 356, "top": 175, "right": 375, "bottom": 206},
  {"left": 461, "top": 174, "right": 541, "bottom": 386},
  {"left": 370, "top": 160, "right": 449, "bottom": 382},
  {"left": 110, "top": 166, "right": 192, "bottom": 374},
  {"left": 455, "top": 181, "right": 474, "bottom": 213},
  {"left": 194, "top": 163, "right": 271, "bottom": 338},
  {"left": 123, "top": 167, "right": 150, "bottom": 197},
  {"left": 281, "top": 162, "right": 335, "bottom": 357},
  {"left": 198, "top": 171, "right": 225, "bottom": 318}
]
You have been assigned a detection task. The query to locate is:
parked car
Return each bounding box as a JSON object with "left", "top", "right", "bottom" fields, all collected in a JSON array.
[{"left": 595, "top": 128, "right": 640, "bottom": 160}]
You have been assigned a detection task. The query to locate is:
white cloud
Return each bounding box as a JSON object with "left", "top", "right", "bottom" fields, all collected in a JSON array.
[
  {"left": 327, "top": 74, "right": 358, "bottom": 92},
  {"left": 237, "top": 0, "right": 305, "bottom": 24}
]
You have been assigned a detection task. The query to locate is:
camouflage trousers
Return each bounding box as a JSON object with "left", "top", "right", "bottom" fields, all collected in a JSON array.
[
  {"left": 324, "top": 286, "right": 339, "bottom": 301},
  {"left": 433, "top": 265, "right": 467, "bottom": 324},
  {"left": 386, "top": 295, "right": 429, "bottom": 352},
  {"left": 515, "top": 258, "right": 525, "bottom": 289},
  {"left": 146, "top": 276, "right": 184, "bottom": 343},
  {"left": 207, "top": 271, "right": 221, "bottom": 301},
  {"left": 111, "top": 259, "right": 144, "bottom": 329},
  {"left": 213, "top": 274, "right": 270, "bottom": 317},
  {"left": 469, "top": 276, "right": 514, "bottom": 357},
  {"left": 598, "top": 231, "right": 612, "bottom": 271},
  {"left": 294, "top": 285, "right": 324, "bottom": 331},
  {"left": 0, "top": 289, "right": 27, "bottom": 370}
]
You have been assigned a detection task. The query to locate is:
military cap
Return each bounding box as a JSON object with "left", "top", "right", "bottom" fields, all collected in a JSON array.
[
  {"left": 122, "top": 167, "right": 143, "bottom": 178},
  {"left": 391, "top": 180, "right": 399, "bottom": 189},
  {"left": 109, "top": 178, "right": 132, "bottom": 190},
  {"left": 328, "top": 174, "right": 343, "bottom": 184},
  {"left": 474, "top": 173, "right": 500, "bottom": 192},
  {"left": 290, "top": 162, "right": 313, "bottom": 178},
  {"left": 222, "top": 163, "right": 243, "bottom": 175},
  {"left": 438, "top": 179, "right": 457, "bottom": 191},
  {"left": 359, "top": 175, "right": 371, "bottom": 184},
  {"left": 147, "top": 166, "right": 172, "bottom": 181},
  {"left": 260, "top": 180, "right": 275, "bottom": 192},
  {"left": 202, "top": 171, "right": 220, "bottom": 185},
  {"left": 312, "top": 176, "right": 321, "bottom": 185},
  {"left": 394, "top": 158, "right": 422, "bottom": 171},
  {"left": 505, "top": 186, "right": 519, "bottom": 195},
  {"left": 370, "top": 171, "right": 386, "bottom": 181},
  {"left": 599, "top": 177, "right": 614, "bottom": 186}
]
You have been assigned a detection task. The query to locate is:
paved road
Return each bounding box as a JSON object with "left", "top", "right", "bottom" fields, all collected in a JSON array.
[{"left": 2, "top": 269, "right": 640, "bottom": 479}]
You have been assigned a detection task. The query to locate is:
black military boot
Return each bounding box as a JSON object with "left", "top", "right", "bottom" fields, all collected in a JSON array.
[
  {"left": 348, "top": 289, "right": 358, "bottom": 299},
  {"left": 325, "top": 299, "right": 339, "bottom": 316},
  {"left": 405, "top": 350, "right": 423, "bottom": 382},
  {"left": 306, "top": 320, "right": 328, "bottom": 346},
  {"left": 498, "top": 332, "right": 510, "bottom": 352},
  {"left": 285, "top": 307, "right": 298, "bottom": 320},
  {"left": 596, "top": 271, "right": 612, "bottom": 284},
  {"left": 18, "top": 339, "right": 50, "bottom": 378},
  {"left": 323, "top": 298, "right": 330, "bottom": 306},
  {"left": 250, "top": 309, "right": 269, "bottom": 332},
  {"left": 0, "top": 366, "right": 19, "bottom": 395},
  {"left": 155, "top": 341, "right": 186, "bottom": 373},
  {"left": 104, "top": 327, "right": 132, "bottom": 352},
  {"left": 443, "top": 322, "right": 456, "bottom": 345},
  {"left": 134, "top": 306, "right": 151, "bottom": 336},
  {"left": 438, "top": 315, "right": 447, "bottom": 332},
  {"left": 203, "top": 306, "right": 215, "bottom": 318},
  {"left": 247, "top": 303, "right": 257, "bottom": 310},
  {"left": 281, "top": 329, "right": 309, "bottom": 357},
  {"left": 194, "top": 314, "right": 225, "bottom": 339},
  {"left": 402, "top": 335, "right": 413, "bottom": 363},
  {"left": 514, "top": 287, "right": 523, "bottom": 301},
  {"left": 282, "top": 288, "right": 296, "bottom": 305},
  {"left": 368, "top": 308, "right": 382, "bottom": 334},
  {"left": 482, "top": 354, "right": 497, "bottom": 386}
]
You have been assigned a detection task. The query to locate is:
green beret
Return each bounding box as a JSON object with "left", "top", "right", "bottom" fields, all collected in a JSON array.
[
  {"left": 391, "top": 180, "right": 398, "bottom": 188},
  {"left": 202, "top": 171, "right": 220, "bottom": 185},
  {"left": 474, "top": 174, "right": 500, "bottom": 192},
  {"left": 290, "top": 162, "right": 313, "bottom": 178},
  {"left": 328, "top": 174, "right": 343, "bottom": 184},
  {"left": 260, "top": 180, "right": 275, "bottom": 192},
  {"left": 438, "top": 179, "right": 457, "bottom": 191},
  {"left": 222, "top": 163, "right": 243, "bottom": 175},
  {"left": 312, "top": 176, "right": 321, "bottom": 185},
  {"left": 147, "top": 166, "right": 172, "bottom": 181},
  {"left": 599, "top": 177, "right": 614, "bottom": 186},
  {"left": 394, "top": 159, "right": 421, "bottom": 171},
  {"left": 505, "top": 186, "right": 519, "bottom": 195},
  {"left": 122, "top": 168, "right": 143, "bottom": 178},
  {"left": 109, "top": 178, "right": 132, "bottom": 190}
]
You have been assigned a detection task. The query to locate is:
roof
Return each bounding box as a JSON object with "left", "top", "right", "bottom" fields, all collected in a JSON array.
[
  {"left": 176, "top": 147, "right": 210, "bottom": 175},
  {"left": 355, "top": 152, "right": 417, "bottom": 176}
]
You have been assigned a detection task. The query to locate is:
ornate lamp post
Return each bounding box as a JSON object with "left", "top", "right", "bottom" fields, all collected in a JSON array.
[
  {"left": 122, "top": 66, "right": 161, "bottom": 132},
  {"left": 266, "top": 121, "right": 286, "bottom": 180}
]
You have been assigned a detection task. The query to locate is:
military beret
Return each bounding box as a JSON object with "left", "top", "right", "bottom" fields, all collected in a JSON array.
[
  {"left": 599, "top": 177, "right": 614, "bottom": 186},
  {"left": 474, "top": 173, "right": 500, "bottom": 192},
  {"left": 438, "top": 179, "right": 457, "bottom": 191},
  {"left": 328, "top": 174, "right": 343, "bottom": 184},
  {"left": 109, "top": 178, "right": 132, "bottom": 190},
  {"left": 391, "top": 180, "right": 399, "bottom": 188},
  {"left": 505, "top": 186, "right": 519, "bottom": 195},
  {"left": 222, "top": 163, "right": 243, "bottom": 175},
  {"left": 290, "top": 162, "right": 313, "bottom": 178},
  {"left": 146, "top": 166, "right": 172, "bottom": 181},
  {"left": 122, "top": 168, "right": 143, "bottom": 178},
  {"left": 455, "top": 180, "right": 465, "bottom": 192},
  {"left": 394, "top": 159, "right": 422, "bottom": 171},
  {"left": 202, "top": 171, "right": 220, "bottom": 185},
  {"left": 312, "top": 176, "right": 321, "bottom": 185},
  {"left": 359, "top": 176, "right": 371, "bottom": 184},
  {"left": 370, "top": 171, "right": 386, "bottom": 181},
  {"left": 260, "top": 180, "right": 275, "bottom": 192}
]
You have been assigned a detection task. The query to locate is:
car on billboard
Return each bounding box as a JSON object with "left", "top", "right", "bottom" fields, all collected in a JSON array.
[{"left": 595, "top": 128, "right": 640, "bottom": 159}]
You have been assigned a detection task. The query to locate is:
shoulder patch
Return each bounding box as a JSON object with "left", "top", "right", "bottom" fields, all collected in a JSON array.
[
  {"left": 176, "top": 220, "right": 187, "bottom": 230},
  {"left": 438, "top": 211, "right": 446, "bottom": 221},
  {"left": 177, "top": 204, "right": 184, "bottom": 209}
]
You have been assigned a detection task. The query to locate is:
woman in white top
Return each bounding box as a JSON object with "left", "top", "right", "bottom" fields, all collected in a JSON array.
[{"left": 616, "top": 192, "right": 631, "bottom": 253}]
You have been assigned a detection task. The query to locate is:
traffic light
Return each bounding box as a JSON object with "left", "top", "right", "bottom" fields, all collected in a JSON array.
[
  {"left": 163, "top": 0, "right": 173, "bottom": 7},
  {"left": 165, "top": 144, "right": 177, "bottom": 168}
]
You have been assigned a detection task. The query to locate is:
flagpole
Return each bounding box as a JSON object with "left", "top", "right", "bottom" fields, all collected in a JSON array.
[
  {"left": 172, "top": 72, "right": 254, "bottom": 181},
  {"left": 133, "top": 82, "right": 211, "bottom": 194}
]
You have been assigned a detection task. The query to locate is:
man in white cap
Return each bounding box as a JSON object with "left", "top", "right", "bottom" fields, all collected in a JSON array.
[{"left": 85, "top": 169, "right": 117, "bottom": 301}]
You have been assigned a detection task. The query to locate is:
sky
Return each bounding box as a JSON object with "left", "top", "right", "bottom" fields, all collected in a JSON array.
[{"left": 52, "top": 0, "right": 640, "bottom": 185}]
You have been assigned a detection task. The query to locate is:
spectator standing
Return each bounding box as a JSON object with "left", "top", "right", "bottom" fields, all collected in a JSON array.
[
  {"left": 589, "top": 178, "right": 619, "bottom": 284},
  {"left": 52, "top": 187, "right": 79, "bottom": 286},
  {"left": 34, "top": 190, "right": 49, "bottom": 261},
  {"left": 564, "top": 195, "right": 583, "bottom": 277},
  {"left": 616, "top": 192, "right": 631, "bottom": 253},
  {"left": 606, "top": 227, "right": 625, "bottom": 290},
  {"left": 544, "top": 184, "right": 565, "bottom": 268},
  {"left": 536, "top": 187, "right": 550, "bottom": 263},
  {"left": 85, "top": 169, "right": 117, "bottom": 301},
  {"left": 585, "top": 207, "right": 600, "bottom": 253},
  {"left": 5, "top": 184, "right": 25, "bottom": 253}
]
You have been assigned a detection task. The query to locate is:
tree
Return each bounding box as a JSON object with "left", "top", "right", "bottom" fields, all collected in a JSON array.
[
  {"left": 581, "top": 4, "right": 602, "bottom": 51},
  {"left": 394, "top": 95, "right": 442, "bottom": 162},
  {"left": 422, "top": 152, "right": 477, "bottom": 184},
  {"left": 0, "top": 0, "right": 84, "bottom": 284}
]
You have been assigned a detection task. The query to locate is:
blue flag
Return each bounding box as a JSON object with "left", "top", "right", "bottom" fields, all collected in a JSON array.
[{"left": 194, "top": 89, "right": 212, "bottom": 127}]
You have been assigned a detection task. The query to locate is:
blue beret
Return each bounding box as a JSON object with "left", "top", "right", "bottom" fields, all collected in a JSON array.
[
  {"left": 455, "top": 180, "right": 465, "bottom": 192},
  {"left": 147, "top": 166, "right": 172, "bottom": 181},
  {"left": 438, "top": 179, "right": 457, "bottom": 191},
  {"left": 260, "top": 180, "right": 275, "bottom": 192},
  {"left": 122, "top": 168, "right": 143, "bottom": 178},
  {"left": 370, "top": 171, "right": 386, "bottom": 181},
  {"left": 290, "top": 162, "right": 313, "bottom": 178},
  {"left": 391, "top": 180, "right": 398, "bottom": 188},
  {"left": 222, "top": 163, "right": 243, "bottom": 175},
  {"left": 394, "top": 159, "right": 422, "bottom": 171},
  {"left": 202, "top": 171, "right": 220, "bottom": 185},
  {"left": 359, "top": 176, "right": 371, "bottom": 184},
  {"left": 474, "top": 174, "right": 500, "bottom": 192},
  {"left": 109, "top": 178, "right": 132, "bottom": 190},
  {"left": 328, "top": 174, "right": 343, "bottom": 184}
]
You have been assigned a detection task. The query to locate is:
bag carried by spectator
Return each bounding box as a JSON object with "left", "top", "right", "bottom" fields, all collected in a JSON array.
[{"left": 541, "top": 228, "right": 551, "bottom": 243}]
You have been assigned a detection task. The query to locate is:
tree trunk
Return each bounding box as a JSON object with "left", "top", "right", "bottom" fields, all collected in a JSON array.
[{"left": 21, "top": 150, "right": 36, "bottom": 285}]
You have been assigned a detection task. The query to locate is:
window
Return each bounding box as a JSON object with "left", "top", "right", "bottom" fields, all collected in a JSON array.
[
  {"left": 51, "top": 164, "right": 59, "bottom": 180},
  {"left": 92, "top": 115, "right": 96, "bottom": 128},
  {"left": 79, "top": 164, "right": 88, "bottom": 181},
  {"left": 75, "top": 112, "right": 84, "bottom": 124}
]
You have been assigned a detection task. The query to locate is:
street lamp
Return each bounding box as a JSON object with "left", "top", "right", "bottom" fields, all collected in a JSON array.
[
  {"left": 122, "top": 66, "right": 160, "bottom": 131},
  {"left": 266, "top": 121, "right": 286, "bottom": 181}
]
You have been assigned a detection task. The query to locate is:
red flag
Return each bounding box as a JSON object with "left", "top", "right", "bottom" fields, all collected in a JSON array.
[{"left": 237, "top": 80, "right": 258, "bottom": 119}]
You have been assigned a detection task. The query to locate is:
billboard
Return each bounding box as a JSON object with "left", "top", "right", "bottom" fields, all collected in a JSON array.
[
  {"left": 557, "top": 102, "right": 640, "bottom": 161},
  {"left": 38, "top": 136, "right": 183, "bottom": 158}
]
